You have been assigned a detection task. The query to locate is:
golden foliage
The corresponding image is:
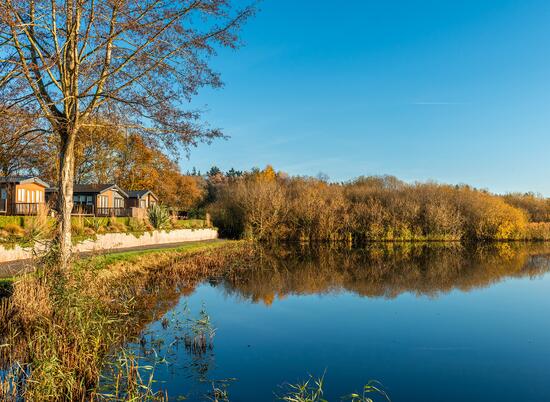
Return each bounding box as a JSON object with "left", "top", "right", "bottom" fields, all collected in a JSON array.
[{"left": 209, "top": 172, "right": 531, "bottom": 241}]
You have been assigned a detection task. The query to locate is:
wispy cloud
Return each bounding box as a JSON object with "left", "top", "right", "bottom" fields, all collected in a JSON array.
[{"left": 410, "top": 101, "right": 466, "bottom": 105}]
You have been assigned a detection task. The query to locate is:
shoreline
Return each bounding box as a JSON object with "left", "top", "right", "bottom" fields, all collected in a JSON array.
[{"left": 0, "top": 240, "right": 251, "bottom": 400}]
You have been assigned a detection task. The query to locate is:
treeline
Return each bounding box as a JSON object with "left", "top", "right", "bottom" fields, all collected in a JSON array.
[
  {"left": 207, "top": 166, "right": 550, "bottom": 242},
  {"left": 0, "top": 116, "right": 207, "bottom": 211}
]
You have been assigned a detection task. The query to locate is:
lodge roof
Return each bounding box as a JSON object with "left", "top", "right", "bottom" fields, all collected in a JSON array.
[
  {"left": 47, "top": 183, "right": 129, "bottom": 197},
  {"left": 0, "top": 176, "right": 50, "bottom": 188},
  {"left": 126, "top": 190, "right": 158, "bottom": 200}
]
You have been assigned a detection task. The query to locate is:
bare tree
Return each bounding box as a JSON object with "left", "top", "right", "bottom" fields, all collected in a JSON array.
[
  {"left": 0, "top": 107, "right": 48, "bottom": 176},
  {"left": 0, "top": 0, "right": 254, "bottom": 268}
]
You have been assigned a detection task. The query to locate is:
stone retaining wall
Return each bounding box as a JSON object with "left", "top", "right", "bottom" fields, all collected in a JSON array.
[{"left": 0, "top": 228, "right": 218, "bottom": 263}]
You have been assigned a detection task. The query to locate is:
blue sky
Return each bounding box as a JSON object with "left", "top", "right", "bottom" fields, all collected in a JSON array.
[{"left": 184, "top": 0, "right": 550, "bottom": 195}]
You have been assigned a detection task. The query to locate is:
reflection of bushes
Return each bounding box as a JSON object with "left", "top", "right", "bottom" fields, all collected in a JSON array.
[
  {"left": 209, "top": 175, "right": 531, "bottom": 241},
  {"left": 218, "top": 243, "right": 550, "bottom": 304}
]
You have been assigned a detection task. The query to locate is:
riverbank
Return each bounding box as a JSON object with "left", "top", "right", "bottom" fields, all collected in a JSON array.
[
  {"left": 0, "top": 240, "right": 255, "bottom": 400},
  {"left": 0, "top": 239, "right": 221, "bottom": 279}
]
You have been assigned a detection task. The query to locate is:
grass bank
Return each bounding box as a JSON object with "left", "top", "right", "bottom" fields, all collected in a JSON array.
[
  {"left": 0, "top": 240, "right": 254, "bottom": 401},
  {"left": 0, "top": 213, "right": 209, "bottom": 249}
]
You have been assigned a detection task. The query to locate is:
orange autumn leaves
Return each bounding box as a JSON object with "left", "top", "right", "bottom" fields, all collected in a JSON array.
[
  {"left": 208, "top": 171, "right": 535, "bottom": 242},
  {"left": 38, "top": 124, "right": 206, "bottom": 211}
]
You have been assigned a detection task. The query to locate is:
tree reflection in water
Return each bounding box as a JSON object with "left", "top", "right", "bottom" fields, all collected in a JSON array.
[{"left": 214, "top": 242, "right": 550, "bottom": 305}]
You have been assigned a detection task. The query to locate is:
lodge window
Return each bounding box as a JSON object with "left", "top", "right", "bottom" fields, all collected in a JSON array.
[
  {"left": 98, "top": 195, "right": 108, "bottom": 208},
  {"left": 19, "top": 189, "right": 29, "bottom": 202},
  {"left": 114, "top": 197, "right": 124, "bottom": 208}
]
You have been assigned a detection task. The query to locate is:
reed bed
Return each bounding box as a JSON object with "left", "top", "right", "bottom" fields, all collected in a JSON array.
[
  {"left": 0, "top": 241, "right": 257, "bottom": 401},
  {"left": 279, "top": 374, "right": 391, "bottom": 402}
]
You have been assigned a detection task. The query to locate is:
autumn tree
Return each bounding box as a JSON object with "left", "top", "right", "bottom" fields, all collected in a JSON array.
[
  {"left": 115, "top": 134, "right": 162, "bottom": 191},
  {"left": 74, "top": 120, "right": 127, "bottom": 184},
  {"left": 208, "top": 169, "right": 530, "bottom": 242},
  {"left": 0, "top": 0, "right": 254, "bottom": 268},
  {"left": 111, "top": 133, "right": 206, "bottom": 210},
  {"left": 158, "top": 173, "right": 206, "bottom": 211}
]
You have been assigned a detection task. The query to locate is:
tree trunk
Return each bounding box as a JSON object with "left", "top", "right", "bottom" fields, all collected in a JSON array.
[{"left": 56, "top": 130, "right": 76, "bottom": 270}]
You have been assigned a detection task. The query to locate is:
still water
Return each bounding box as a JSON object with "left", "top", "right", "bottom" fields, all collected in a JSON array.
[{"left": 124, "top": 243, "right": 550, "bottom": 401}]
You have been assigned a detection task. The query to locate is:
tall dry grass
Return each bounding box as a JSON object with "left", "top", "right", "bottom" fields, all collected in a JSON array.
[{"left": 0, "top": 242, "right": 255, "bottom": 401}]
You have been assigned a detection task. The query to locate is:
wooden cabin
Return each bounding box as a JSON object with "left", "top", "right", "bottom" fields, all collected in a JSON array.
[
  {"left": 0, "top": 176, "right": 49, "bottom": 215},
  {"left": 126, "top": 190, "right": 159, "bottom": 209},
  {"left": 47, "top": 184, "right": 130, "bottom": 216}
]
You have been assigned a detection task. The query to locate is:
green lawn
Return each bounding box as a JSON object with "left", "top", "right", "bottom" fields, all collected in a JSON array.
[{"left": 78, "top": 239, "right": 227, "bottom": 270}]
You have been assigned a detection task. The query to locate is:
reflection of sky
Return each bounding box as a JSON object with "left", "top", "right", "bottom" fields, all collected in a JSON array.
[{"left": 134, "top": 267, "right": 550, "bottom": 401}]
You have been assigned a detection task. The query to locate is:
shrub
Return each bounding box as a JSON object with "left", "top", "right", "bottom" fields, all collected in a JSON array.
[
  {"left": 107, "top": 216, "right": 127, "bottom": 232},
  {"left": 83, "top": 227, "right": 96, "bottom": 237},
  {"left": 525, "top": 222, "right": 550, "bottom": 241},
  {"left": 147, "top": 204, "right": 171, "bottom": 230},
  {"left": 208, "top": 173, "right": 531, "bottom": 242},
  {"left": 128, "top": 218, "right": 148, "bottom": 233},
  {"left": 502, "top": 193, "right": 550, "bottom": 222},
  {"left": 24, "top": 205, "right": 54, "bottom": 240},
  {"left": 72, "top": 215, "right": 85, "bottom": 236},
  {"left": 84, "top": 217, "right": 108, "bottom": 232},
  {"left": 0, "top": 216, "right": 24, "bottom": 229},
  {"left": 3, "top": 223, "right": 24, "bottom": 237}
]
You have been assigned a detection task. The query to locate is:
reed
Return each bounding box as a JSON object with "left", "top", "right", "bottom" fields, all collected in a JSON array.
[
  {"left": 0, "top": 241, "right": 254, "bottom": 400},
  {"left": 183, "top": 305, "right": 216, "bottom": 355},
  {"left": 94, "top": 349, "right": 167, "bottom": 401},
  {"left": 280, "top": 374, "right": 391, "bottom": 402},
  {"left": 280, "top": 374, "right": 326, "bottom": 402}
]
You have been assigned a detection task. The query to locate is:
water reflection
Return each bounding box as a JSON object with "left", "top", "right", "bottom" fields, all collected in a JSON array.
[
  {"left": 115, "top": 242, "right": 550, "bottom": 401},
  {"left": 214, "top": 242, "right": 550, "bottom": 304}
]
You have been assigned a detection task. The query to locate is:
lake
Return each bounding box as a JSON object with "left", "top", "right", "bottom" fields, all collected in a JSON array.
[{"left": 116, "top": 243, "right": 550, "bottom": 401}]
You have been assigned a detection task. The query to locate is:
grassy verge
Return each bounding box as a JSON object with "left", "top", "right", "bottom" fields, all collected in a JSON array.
[
  {"left": 0, "top": 215, "right": 209, "bottom": 248},
  {"left": 0, "top": 240, "right": 254, "bottom": 401},
  {"left": 170, "top": 218, "right": 210, "bottom": 229},
  {"left": 79, "top": 239, "right": 226, "bottom": 269}
]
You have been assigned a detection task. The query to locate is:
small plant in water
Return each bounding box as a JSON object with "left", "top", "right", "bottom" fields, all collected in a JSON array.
[
  {"left": 345, "top": 381, "right": 391, "bottom": 402},
  {"left": 183, "top": 303, "right": 217, "bottom": 355},
  {"left": 97, "top": 349, "right": 167, "bottom": 401},
  {"left": 207, "top": 381, "right": 231, "bottom": 402},
  {"left": 280, "top": 373, "right": 326, "bottom": 402},
  {"left": 280, "top": 374, "right": 391, "bottom": 402}
]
